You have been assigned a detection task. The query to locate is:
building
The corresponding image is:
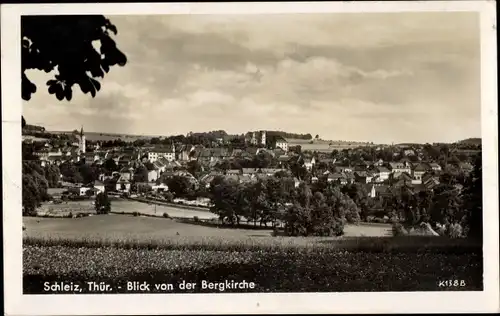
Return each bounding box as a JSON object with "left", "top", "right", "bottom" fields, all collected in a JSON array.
[
  {"left": 429, "top": 163, "right": 442, "bottom": 172},
  {"left": 388, "top": 161, "right": 412, "bottom": 174},
  {"left": 94, "top": 180, "right": 105, "bottom": 194},
  {"left": 152, "top": 183, "right": 169, "bottom": 193},
  {"left": 116, "top": 177, "right": 131, "bottom": 193},
  {"left": 147, "top": 169, "right": 159, "bottom": 182},
  {"left": 354, "top": 171, "right": 373, "bottom": 184},
  {"left": 77, "top": 126, "right": 86, "bottom": 154},
  {"left": 303, "top": 157, "right": 316, "bottom": 171},
  {"left": 148, "top": 144, "right": 175, "bottom": 162},
  {"left": 250, "top": 131, "right": 267, "bottom": 146},
  {"left": 413, "top": 163, "right": 431, "bottom": 182},
  {"left": 119, "top": 167, "right": 134, "bottom": 181},
  {"left": 275, "top": 137, "right": 288, "bottom": 152},
  {"left": 371, "top": 166, "right": 391, "bottom": 182}
]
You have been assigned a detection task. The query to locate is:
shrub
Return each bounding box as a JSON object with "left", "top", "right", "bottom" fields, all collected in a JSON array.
[
  {"left": 133, "top": 211, "right": 140, "bottom": 217},
  {"left": 95, "top": 192, "right": 111, "bottom": 215},
  {"left": 67, "top": 212, "right": 73, "bottom": 219},
  {"left": 392, "top": 223, "right": 408, "bottom": 236},
  {"left": 163, "top": 212, "right": 170, "bottom": 219},
  {"left": 193, "top": 216, "right": 200, "bottom": 222}
]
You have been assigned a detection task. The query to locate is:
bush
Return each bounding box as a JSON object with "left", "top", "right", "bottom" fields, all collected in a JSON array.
[
  {"left": 193, "top": 216, "right": 200, "bottom": 222},
  {"left": 133, "top": 211, "right": 140, "bottom": 217},
  {"left": 67, "top": 212, "right": 73, "bottom": 219},
  {"left": 392, "top": 223, "right": 408, "bottom": 236},
  {"left": 163, "top": 212, "right": 170, "bottom": 219},
  {"left": 95, "top": 192, "right": 111, "bottom": 215}
]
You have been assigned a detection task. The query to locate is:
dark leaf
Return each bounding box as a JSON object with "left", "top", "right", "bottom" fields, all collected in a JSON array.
[
  {"left": 48, "top": 84, "right": 57, "bottom": 94},
  {"left": 65, "top": 86, "right": 73, "bottom": 101}
]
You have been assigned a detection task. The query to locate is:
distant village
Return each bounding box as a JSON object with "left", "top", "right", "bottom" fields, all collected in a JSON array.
[{"left": 22, "top": 125, "right": 481, "bottom": 205}]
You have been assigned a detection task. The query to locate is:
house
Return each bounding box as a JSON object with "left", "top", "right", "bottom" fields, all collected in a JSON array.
[
  {"left": 226, "top": 169, "right": 241, "bottom": 175},
  {"left": 116, "top": 177, "right": 131, "bottom": 193},
  {"left": 153, "top": 160, "right": 167, "bottom": 173},
  {"left": 147, "top": 169, "right": 159, "bottom": 182},
  {"left": 275, "top": 137, "right": 288, "bottom": 152},
  {"left": 94, "top": 180, "right": 105, "bottom": 194},
  {"left": 148, "top": 145, "right": 175, "bottom": 162},
  {"left": 273, "top": 148, "right": 286, "bottom": 157},
  {"left": 278, "top": 155, "right": 291, "bottom": 166},
  {"left": 373, "top": 159, "right": 385, "bottom": 166},
  {"left": 388, "top": 161, "right": 412, "bottom": 174},
  {"left": 261, "top": 168, "right": 287, "bottom": 176},
  {"left": 336, "top": 165, "right": 353, "bottom": 173},
  {"left": 367, "top": 184, "right": 393, "bottom": 198},
  {"left": 429, "top": 162, "right": 442, "bottom": 172},
  {"left": 422, "top": 174, "right": 440, "bottom": 190},
  {"left": 303, "top": 157, "right": 316, "bottom": 171},
  {"left": 404, "top": 149, "right": 416, "bottom": 156},
  {"left": 68, "top": 186, "right": 93, "bottom": 197},
  {"left": 327, "top": 173, "right": 343, "bottom": 183},
  {"left": 242, "top": 168, "right": 259, "bottom": 176},
  {"left": 354, "top": 171, "right": 373, "bottom": 184},
  {"left": 458, "top": 162, "right": 474, "bottom": 174},
  {"left": 293, "top": 177, "right": 301, "bottom": 188},
  {"left": 119, "top": 167, "right": 134, "bottom": 181},
  {"left": 371, "top": 166, "right": 391, "bottom": 182},
  {"left": 353, "top": 165, "right": 368, "bottom": 172},
  {"left": 152, "top": 182, "right": 169, "bottom": 193},
  {"left": 413, "top": 163, "right": 431, "bottom": 182}
]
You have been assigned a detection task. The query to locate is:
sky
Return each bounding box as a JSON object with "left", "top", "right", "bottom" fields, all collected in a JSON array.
[{"left": 23, "top": 12, "right": 481, "bottom": 144}]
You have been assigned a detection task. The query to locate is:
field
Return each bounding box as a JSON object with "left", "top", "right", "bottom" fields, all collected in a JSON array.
[
  {"left": 49, "top": 131, "right": 159, "bottom": 142},
  {"left": 285, "top": 138, "right": 374, "bottom": 152},
  {"left": 36, "top": 200, "right": 219, "bottom": 220},
  {"left": 24, "top": 212, "right": 392, "bottom": 239},
  {"left": 23, "top": 232, "right": 483, "bottom": 293}
]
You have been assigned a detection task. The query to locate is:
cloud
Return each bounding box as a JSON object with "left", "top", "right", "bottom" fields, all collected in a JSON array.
[{"left": 22, "top": 12, "right": 481, "bottom": 143}]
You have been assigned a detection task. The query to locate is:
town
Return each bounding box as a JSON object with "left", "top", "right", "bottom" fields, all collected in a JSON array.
[{"left": 22, "top": 123, "right": 481, "bottom": 234}]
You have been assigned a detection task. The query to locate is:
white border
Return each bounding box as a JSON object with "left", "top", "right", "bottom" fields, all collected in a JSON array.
[{"left": 2, "top": 2, "right": 498, "bottom": 315}]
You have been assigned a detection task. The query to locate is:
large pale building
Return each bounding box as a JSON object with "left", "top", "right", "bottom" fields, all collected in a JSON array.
[
  {"left": 250, "top": 131, "right": 267, "bottom": 146},
  {"left": 78, "top": 126, "right": 86, "bottom": 154}
]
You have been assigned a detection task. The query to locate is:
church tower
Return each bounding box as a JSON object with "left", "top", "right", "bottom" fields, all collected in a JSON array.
[
  {"left": 79, "top": 126, "right": 86, "bottom": 154},
  {"left": 261, "top": 131, "right": 266, "bottom": 146}
]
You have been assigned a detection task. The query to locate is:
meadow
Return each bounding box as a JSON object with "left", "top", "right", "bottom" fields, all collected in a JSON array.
[{"left": 36, "top": 200, "right": 219, "bottom": 219}]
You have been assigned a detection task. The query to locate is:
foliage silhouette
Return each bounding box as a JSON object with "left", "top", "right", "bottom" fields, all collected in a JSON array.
[{"left": 22, "top": 15, "right": 127, "bottom": 102}]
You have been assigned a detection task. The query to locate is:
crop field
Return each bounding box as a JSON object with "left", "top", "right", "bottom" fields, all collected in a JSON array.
[{"left": 37, "top": 201, "right": 94, "bottom": 217}]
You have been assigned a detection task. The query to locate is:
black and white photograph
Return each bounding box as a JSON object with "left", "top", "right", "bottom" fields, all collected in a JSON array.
[{"left": 2, "top": 1, "right": 498, "bottom": 315}]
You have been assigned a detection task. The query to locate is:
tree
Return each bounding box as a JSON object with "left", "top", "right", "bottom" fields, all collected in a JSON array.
[
  {"left": 209, "top": 179, "right": 240, "bottom": 224},
  {"left": 95, "top": 191, "right": 111, "bottom": 214},
  {"left": 166, "top": 176, "right": 193, "bottom": 198},
  {"left": 22, "top": 162, "right": 50, "bottom": 216},
  {"left": 22, "top": 15, "right": 127, "bottom": 102},
  {"left": 134, "top": 165, "right": 149, "bottom": 183},
  {"left": 43, "top": 164, "right": 61, "bottom": 187},
  {"left": 103, "top": 158, "right": 119, "bottom": 173},
  {"left": 463, "top": 153, "right": 482, "bottom": 239},
  {"left": 187, "top": 160, "right": 203, "bottom": 178}
]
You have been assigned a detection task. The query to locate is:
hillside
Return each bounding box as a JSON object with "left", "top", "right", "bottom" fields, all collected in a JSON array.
[
  {"left": 49, "top": 131, "right": 159, "bottom": 142},
  {"left": 457, "top": 138, "right": 481, "bottom": 145}
]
